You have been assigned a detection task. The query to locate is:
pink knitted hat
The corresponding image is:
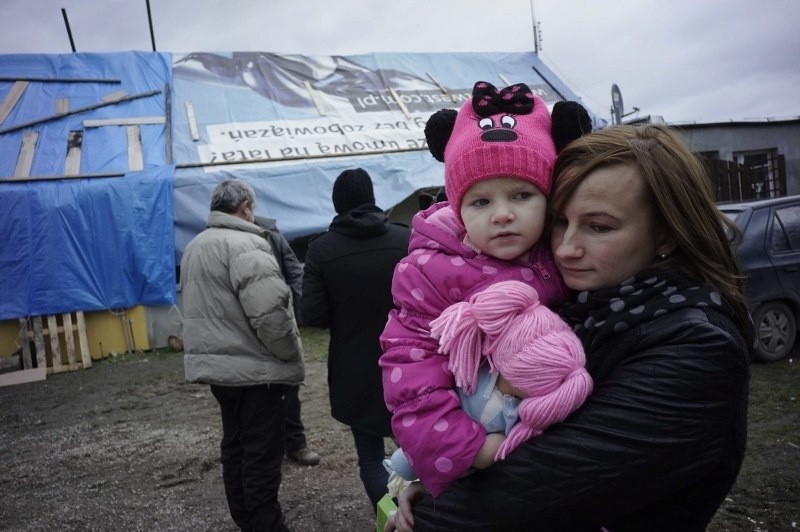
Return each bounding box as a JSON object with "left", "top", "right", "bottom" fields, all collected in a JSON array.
[
  {"left": 425, "top": 81, "right": 556, "bottom": 224},
  {"left": 430, "top": 280, "right": 593, "bottom": 460}
]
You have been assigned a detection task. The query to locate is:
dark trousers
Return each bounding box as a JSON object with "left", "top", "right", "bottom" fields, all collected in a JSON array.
[
  {"left": 283, "top": 384, "right": 306, "bottom": 454},
  {"left": 211, "top": 383, "right": 290, "bottom": 532},
  {"left": 351, "top": 426, "right": 390, "bottom": 512}
]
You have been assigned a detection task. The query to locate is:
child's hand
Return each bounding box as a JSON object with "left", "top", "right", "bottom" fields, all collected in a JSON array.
[{"left": 472, "top": 433, "right": 506, "bottom": 469}]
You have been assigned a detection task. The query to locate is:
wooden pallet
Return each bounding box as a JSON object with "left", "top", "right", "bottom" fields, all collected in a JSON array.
[{"left": 17, "top": 312, "right": 92, "bottom": 374}]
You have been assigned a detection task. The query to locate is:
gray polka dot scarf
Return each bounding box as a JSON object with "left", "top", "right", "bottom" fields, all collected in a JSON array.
[{"left": 561, "top": 271, "right": 724, "bottom": 352}]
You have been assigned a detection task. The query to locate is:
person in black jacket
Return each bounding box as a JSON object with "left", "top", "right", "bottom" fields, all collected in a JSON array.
[
  {"left": 387, "top": 125, "right": 752, "bottom": 532},
  {"left": 301, "top": 168, "right": 411, "bottom": 512},
  {"left": 255, "top": 214, "right": 321, "bottom": 467}
]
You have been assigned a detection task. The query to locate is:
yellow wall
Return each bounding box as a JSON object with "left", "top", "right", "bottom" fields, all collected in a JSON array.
[
  {"left": 83, "top": 306, "right": 150, "bottom": 359},
  {"left": 0, "top": 306, "right": 150, "bottom": 362},
  {"left": 0, "top": 320, "right": 19, "bottom": 358}
]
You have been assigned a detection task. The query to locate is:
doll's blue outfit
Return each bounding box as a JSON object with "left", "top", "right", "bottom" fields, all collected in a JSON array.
[{"left": 386, "top": 364, "right": 522, "bottom": 481}]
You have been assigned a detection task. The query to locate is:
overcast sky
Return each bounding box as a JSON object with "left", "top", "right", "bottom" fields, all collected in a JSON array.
[{"left": 1, "top": 0, "right": 797, "bottom": 124}]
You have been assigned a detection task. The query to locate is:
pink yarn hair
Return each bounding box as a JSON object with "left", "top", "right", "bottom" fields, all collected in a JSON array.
[{"left": 430, "top": 280, "right": 593, "bottom": 461}]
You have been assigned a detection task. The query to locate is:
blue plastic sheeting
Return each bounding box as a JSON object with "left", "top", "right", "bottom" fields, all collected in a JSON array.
[
  {"left": 0, "top": 52, "right": 171, "bottom": 177},
  {"left": 170, "top": 51, "right": 606, "bottom": 258},
  {"left": 0, "top": 166, "right": 176, "bottom": 320},
  {"left": 0, "top": 52, "right": 175, "bottom": 319}
]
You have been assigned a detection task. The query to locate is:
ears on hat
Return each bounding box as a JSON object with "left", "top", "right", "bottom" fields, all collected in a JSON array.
[
  {"left": 424, "top": 108, "right": 458, "bottom": 162},
  {"left": 551, "top": 101, "right": 593, "bottom": 153},
  {"left": 424, "top": 100, "right": 593, "bottom": 162}
]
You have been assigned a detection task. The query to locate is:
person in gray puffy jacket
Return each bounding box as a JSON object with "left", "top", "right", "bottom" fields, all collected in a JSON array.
[{"left": 181, "top": 179, "right": 303, "bottom": 532}]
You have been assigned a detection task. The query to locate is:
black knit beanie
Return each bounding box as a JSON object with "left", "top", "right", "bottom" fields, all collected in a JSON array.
[{"left": 332, "top": 168, "right": 375, "bottom": 214}]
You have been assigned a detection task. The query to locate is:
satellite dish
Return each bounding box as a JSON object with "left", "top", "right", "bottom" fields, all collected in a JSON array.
[{"left": 611, "top": 83, "right": 624, "bottom": 125}]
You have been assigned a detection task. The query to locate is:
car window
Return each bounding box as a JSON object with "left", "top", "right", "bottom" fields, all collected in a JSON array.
[{"left": 770, "top": 205, "right": 800, "bottom": 253}]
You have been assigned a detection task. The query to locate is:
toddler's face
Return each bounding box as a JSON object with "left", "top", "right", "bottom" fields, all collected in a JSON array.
[{"left": 460, "top": 177, "right": 546, "bottom": 261}]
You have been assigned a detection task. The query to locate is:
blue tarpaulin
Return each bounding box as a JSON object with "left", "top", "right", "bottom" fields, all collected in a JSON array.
[
  {"left": 0, "top": 52, "right": 176, "bottom": 319},
  {"left": 0, "top": 167, "right": 176, "bottom": 319},
  {"left": 0, "top": 49, "right": 603, "bottom": 320}
]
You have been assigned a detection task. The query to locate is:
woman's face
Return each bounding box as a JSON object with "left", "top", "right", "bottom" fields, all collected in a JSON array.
[{"left": 551, "top": 163, "right": 662, "bottom": 291}]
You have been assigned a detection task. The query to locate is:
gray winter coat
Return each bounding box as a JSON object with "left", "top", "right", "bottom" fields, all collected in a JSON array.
[{"left": 181, "top": 211, "right": 304, "bottom": 386}]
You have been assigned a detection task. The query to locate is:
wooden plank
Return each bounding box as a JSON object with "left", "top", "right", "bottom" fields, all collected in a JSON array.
[
  {"left": 32, "top": 317, "right": 46, "bottom": 370},
  {"left": 3, "top": 170, "right": 127, "bottom": 183},
  {"left": 13, "top": 131, "right": 38, "bottom": 178},
  {"left": 83, "top": 116, "right": 165, "bottom": 128},
  {"left": 184, "top": 101, "right": 199, "bottom": 141},
  {"left": 0, "top": 81, "right": 28, "bottom": 125},
  {"left": 303, "top": 81, "right": 326, "bottom": 116},
  {"left": 0, "top": 88, "right": 161, "bottom": 135},
  {"left": 388, "top": 87, "right": 411, "bottom": 119},
  {"left": 64, "top": 130, "right": 83, "bottom": 176},
  {"left": 62, "top": 313, "right": 78, "bottom": 371},
  {"left": 18, "top": 318, "right": 32, "bottom": 369},
  {"left": 0, "top": 367, "right": 46, "bottom": 387},
  {"left": 102, "top": 90, "right": 128, "bottom": 103},
  {"left": 164, "top": 83, "right": 172, "bottom": 164},
  {"left": 425, "top": 72, "right": 448, "bottom": 94},
  {"left": 46, "top": 315, "right": 65, "bottom": 373},
  {"left": 0, "top": 76, "right": 120, "bottom": 84},
  {"left": 127, "top": 125, "right": 143, "bottom": 171},
  {"left": 55, "top": 98, "right": 70, "bottom": 115},
  {"left": 75, "top": 311, "right": 92, "bottom": 369}
]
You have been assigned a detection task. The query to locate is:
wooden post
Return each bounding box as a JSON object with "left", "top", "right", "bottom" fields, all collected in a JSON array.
[
  {"left": 13, "top": 131, "right": 38, "bottom": 178},
  {"left": 46, "top": 315, "right": 65, "bottom": 373},
  {"left": 32, "top": 317, "right": 46, "bottom": 369},
  {"left": 64, "top": 131, "right": 83, "bottom": 176},
  {"left": 17, "top": 318, "right": 32, "bottom": 369},
  {"left": 127, "top": 125, "right": 143, "bottom": 171},
  {"left": 55, "top": 98, "right": 70, "bottom": 115},
  {"left": 62, "top": 312, "right": 78, "bottom": 371},
  {"left": 185, "top": 101, "right": 199, "bottom": 141},
  {"left": 0, "top": 81, "right": 29, "bottom": 125},
  {"left": 75, "top": 311, "right": 91, "bottom": 369}
]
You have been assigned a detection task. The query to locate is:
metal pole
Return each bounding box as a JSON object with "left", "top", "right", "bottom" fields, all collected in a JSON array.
[
  {"left": 61, "top": 8, "right": 76, "bottom": 52},
  {"left": 146, "top": 0, "right": 157, "bottom": 51}
]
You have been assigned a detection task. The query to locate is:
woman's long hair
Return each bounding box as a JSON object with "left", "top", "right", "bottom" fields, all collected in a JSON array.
[{"left": 549, "top": 124, "right": 752, "bottom": 342}]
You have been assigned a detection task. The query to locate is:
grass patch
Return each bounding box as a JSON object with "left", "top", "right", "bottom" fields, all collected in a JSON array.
[{"left": 745, "top": 355, "right": 799, "bottom": 454}]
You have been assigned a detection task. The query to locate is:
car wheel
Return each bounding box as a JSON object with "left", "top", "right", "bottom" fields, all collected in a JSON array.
[{"left": 753, "top": 301, "right": 796, "bottom": 362}]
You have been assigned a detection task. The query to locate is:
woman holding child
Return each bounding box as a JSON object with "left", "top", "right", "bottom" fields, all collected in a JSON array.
[{"left": 386, "top": 122, "right": 752, "bottom": 531}]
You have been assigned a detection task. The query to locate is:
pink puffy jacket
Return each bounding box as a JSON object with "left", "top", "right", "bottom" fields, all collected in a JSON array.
[{"left": 379, "top": 202, "right": 569, "bottom": 497}]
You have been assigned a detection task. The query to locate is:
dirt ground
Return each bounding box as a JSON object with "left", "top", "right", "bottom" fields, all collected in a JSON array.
[{"left": 0, "top": 327, "right": 798, "bottom": 532}]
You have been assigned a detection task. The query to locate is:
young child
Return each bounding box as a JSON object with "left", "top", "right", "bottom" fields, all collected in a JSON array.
[
  {"left": 379, "top": 81, "right": 592, "bottom": 498},
  {"left": 384, "top": 280, "right": 592, "bottom": 494}
]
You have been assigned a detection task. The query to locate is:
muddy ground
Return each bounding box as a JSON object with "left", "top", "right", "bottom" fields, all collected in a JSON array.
[{"left": 0, "top": 327, "right": 797, "bottom": 532}]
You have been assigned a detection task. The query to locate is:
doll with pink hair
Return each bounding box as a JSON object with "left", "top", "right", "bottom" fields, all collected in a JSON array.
[
  {"left": 380, "top": 80, "right": 594, "bottom": 498},
  {"left": 385, "top": 280, "right": 592, "bottom": 489}
]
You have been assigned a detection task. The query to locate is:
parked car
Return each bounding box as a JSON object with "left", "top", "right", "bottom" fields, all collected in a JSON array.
[{"left": 718, "top": 195, "right": 800, "bottom": 362}]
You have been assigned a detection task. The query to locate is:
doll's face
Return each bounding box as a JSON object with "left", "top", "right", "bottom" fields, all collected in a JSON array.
[{"left": 460, "top": 177, "right": 547, "bottom": 261}]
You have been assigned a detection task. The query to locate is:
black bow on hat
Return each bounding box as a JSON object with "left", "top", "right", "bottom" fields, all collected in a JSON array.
[{"left": 472, "top": 81, "right": 534, "bottom": 117}]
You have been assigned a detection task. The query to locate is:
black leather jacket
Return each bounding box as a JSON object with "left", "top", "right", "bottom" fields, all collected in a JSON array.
[{"left": 413, "top": 306, "right": 751, "bottom": 531}]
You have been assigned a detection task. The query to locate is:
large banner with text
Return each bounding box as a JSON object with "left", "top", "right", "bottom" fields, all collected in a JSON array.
[{"left": 170, "top": 51, "right": 603, "bottom": 255}]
